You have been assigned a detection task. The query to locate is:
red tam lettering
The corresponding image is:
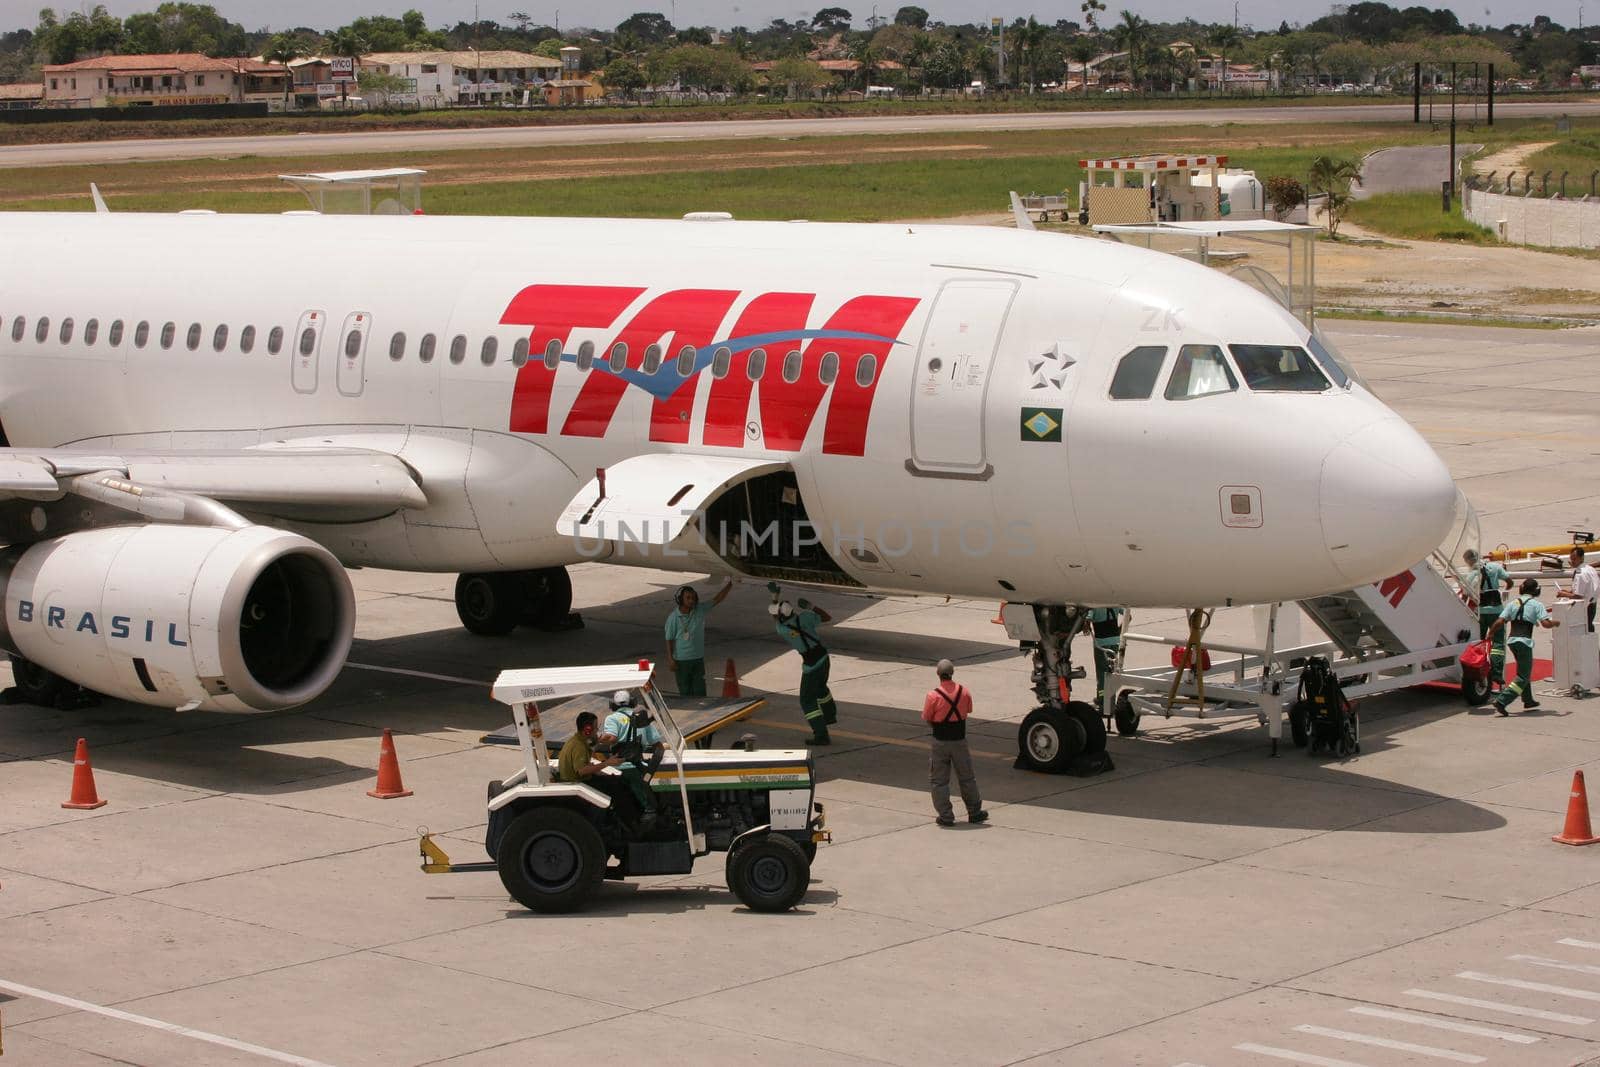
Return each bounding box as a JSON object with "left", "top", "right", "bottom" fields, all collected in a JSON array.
[
  {"left": 820, "top": 295, "right": 920, "bottom": 457},
  {"left": 702, "top": 293, "right": 816, "bottom": 449},
  {"left": 502, "top": 284, "right": 643, "bottom": 434},
  {"left": 1375, "top": 569, "right": 1416, "bottom": 609}
]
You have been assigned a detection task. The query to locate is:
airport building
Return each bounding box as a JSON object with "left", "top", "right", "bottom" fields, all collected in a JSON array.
[
  {"left": 358, "top": 50, "right": 563, "bottom": 108},
  {"left": 39, "top": 53, "right": 290, "bottom": 108}
]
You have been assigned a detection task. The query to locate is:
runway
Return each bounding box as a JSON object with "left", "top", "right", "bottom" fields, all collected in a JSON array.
[{"left": 2, "top": 99, "right": 1596, "bottom": 168}]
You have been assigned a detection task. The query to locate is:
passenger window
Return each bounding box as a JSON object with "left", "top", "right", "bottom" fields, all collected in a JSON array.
[
  {"left": 35, "top": 317, "right": 50, "bottom": 343},
  {"left": 84, "top": 318, "right": 99, "bottom": 345},
  {"left": 59, "top": 317, "right": 74, "bottom": 344},
  {"left": 298, "top": 327, "right": 316, "bottom": 357},
  {"left": 449, "top": 335, "right": 467, "bottom": 364},
  {"left": 641, "top": 344, "right": 663, "bottom": 374},
  {"left": 674, "top": 345, "right": 695, "bottom": 377},
  {"left": 108, "top": 320, "right": 124, "bottom": 346},
  {"left": 239, "top": 325, "right": 255, "bottom": 353},
  {"left": 212, "top": 324, "right": 228, "bottom": 352},
  {"left": 267, "top": 326, "right": 284, "bottom": 354},
  {"left": 418, "top": 333, "right": 436, "bottom": 363},
  {"left": 711, "top": 346, "right": 731, "bottom": 378},
  {"left": 511, "top": 337, "right": 529, "bottom": 367},
  {"left": 1109, "top": 346, "right": 1167, "bottom": 400},
  {"left": 1229, "top": 344, "right": 1330, "bottom": 392},
  {"left": 10, "top": 317, "right": 23, "bottom": 342},
  {"left": 345, "top": 330, "right": 363, "bottom": 359},
  {"left": 575, "top": 341, "right": 594, "bottom": 372},
  {"left": 133, "top": 321, "right": 148, "bottom": 347},
  {"left": 820, "top": 351, "right": 839, "bottom": 384},
  {"left": 480, "top": 336, "right": 498, "bottom": 365},
  {"left": 609, "top": 342, "right": 628, "bottom": 373},
  {"left": 782, "top": 350, "right": 802, "bottom": 383},
  {"left": 1305, "top": 334, "right": 1352, "bottom": 389},
  {"left": 543, "top": 338, "right": 562, "bottom": 369},
  {"left": 747, "top": 347, "right": 767, "bottom": 380},
  {"left": 160, "top": 322, "right": 176, "bottom": 349},
  {"left": 186, "top": 323, "right": 202, "bottom": 351},
  {"left": 1164, "top": 345, "right": 1238, "bottom": 400},
  {"left": 854, "top": 353, "right": 877, "bottom": 386},
  {"left": 387, "top": 332, "right": 405, "bottom": 361}
]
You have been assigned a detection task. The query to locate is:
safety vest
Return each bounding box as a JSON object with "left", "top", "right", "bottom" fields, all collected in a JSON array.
[
  {"left": 1480, "top": 566, "right": 1503, "bottom": 610},
  {"left": 1510, "top": 597, "right": 1535, "bottom": 641}
]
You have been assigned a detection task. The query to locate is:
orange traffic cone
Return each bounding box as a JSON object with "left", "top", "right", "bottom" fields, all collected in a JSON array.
[
  {"left": 992, "top": 601, "right": 1007, "bottom": 624},
  {"left": 61, "top": 737, "right": 107, "bottom": 810},
  {"left": 367, "top": 729, "right": 413, "bottom": 799},
  {"left": 722, "top": 658, "right": 741, "bottom": 699},
  {"left": 1554, "top": 770, "right": 1600, "bottom": 846}
]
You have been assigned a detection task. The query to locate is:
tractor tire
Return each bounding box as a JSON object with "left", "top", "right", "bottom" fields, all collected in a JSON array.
[
  {"left": 1113, "top": 689, "right": 1141, "bottom": 736},
  {"left": 727, "top": 833, "right": 810, "bottom": 913},
  {"left": 1017, "top": 705, "right": 1086, "bottom": 773},
  {"left": 496, "top": 806, "right": 606, "bottom": 914},
  {"left": 1461, "top": 674, "right": 1491, "bottom": 706},
  {"left": 522, "top": 567, "right": 573, "bottom": 629},
  {"left": 1067, "top": 700, "right": 1107, "bottom": 754},
  {"left": 455, "top": 572, "right": 522, "bottom": 636}
]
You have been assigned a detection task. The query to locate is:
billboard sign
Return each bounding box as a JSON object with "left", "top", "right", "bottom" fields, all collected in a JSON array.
[{"left": 330, "top": 57, "right": 356, "bottom": 83}]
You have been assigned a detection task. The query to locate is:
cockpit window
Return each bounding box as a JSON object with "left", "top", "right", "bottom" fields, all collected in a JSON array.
[
  {"left": 1229, "top": 344, "right": 1330, "bottom": 392},
  {"left": 1306, "top": 332, "right": 1354, "bottom": 389},
  {"left": 1164, "top": 344, "right": 1238, "bottom": 400},
  {"left": 1108, "top": 346, "right": 1166, "bottom": 400}
]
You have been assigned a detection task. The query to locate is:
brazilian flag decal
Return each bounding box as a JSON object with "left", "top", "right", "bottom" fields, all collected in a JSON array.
[{"left": 1020, "top": 406, "right": 1063, "bottom": 443}]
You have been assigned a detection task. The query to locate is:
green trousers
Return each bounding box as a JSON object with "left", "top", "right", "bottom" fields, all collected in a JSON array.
[
  {"left": 1478, "top": 610, "right": 1506, "bottom": 684},
  {"left": 1494, "top": 641, "right": 1537, "bottom": 710},
  {"left": 674, "top": 657, "right": 706, "bottom": 697},
  {"left": 1094, "top": 644, "right": 1119, "bottom": 708},
  {"left": 799, "top": 657, "right": 837, "bottom": 740}
]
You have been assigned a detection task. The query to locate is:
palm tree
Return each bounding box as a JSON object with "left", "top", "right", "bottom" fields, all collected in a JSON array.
[
  {"left": 1112, "top": 10, "right": 1149, "bottom": 91},
  {"left": 1207, "top": 24, "right": 1241, "bottom": 92},
  {"left": 1308, "top": 154, "right": 1363, "bottom": 236},
  {"left": 1013, "top": 16, "right": 1048, "bottom": 92},
  {"left": 327, "top": 27, "right": 368, "bottom": 106},
  {"left": 1080, "top": 0, "right": 1106, "bottom": 33},
  {"left": 905, "top": 31, "right": 933, "bottom": 92},
  {"left": 1067, "top": 36, "right": 1098, "bottom": 92},
  {"left": 261, "top": 33, "right": 301, "bottom": 112},
  {"left": 850, "top": 37, "right": 879, "bottom": 91}
]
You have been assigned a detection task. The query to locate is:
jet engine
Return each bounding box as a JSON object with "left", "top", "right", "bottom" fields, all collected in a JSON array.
[{"left": 0, "top": 524, "right": 354, "bottom": 712}]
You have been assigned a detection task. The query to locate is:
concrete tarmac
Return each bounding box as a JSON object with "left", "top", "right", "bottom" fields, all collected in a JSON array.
[
  {"left": 1, "top": 99, "right": 1596, "bottom": 168},
  {"left": 1, "top": 320, "right": 1599, "bottom": 1065}
]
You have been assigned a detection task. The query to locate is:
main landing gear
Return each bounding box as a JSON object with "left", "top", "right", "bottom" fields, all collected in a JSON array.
[
  {"left": 454, "top": 566, "right": 578, "bottom": 636},
  {"left": 1010, "top": 605, "right": 1112, "bottom": 776}
]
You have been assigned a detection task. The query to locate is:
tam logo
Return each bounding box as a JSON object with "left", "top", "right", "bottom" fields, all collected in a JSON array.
[
  {"left": 501, "top": 286, "right": 920, "bottom": 456},
  {"left": 16, "top": 600, "right": 188, "bottom": 647}
]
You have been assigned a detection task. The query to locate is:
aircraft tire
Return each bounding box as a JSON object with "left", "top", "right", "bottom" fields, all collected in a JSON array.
[
  {"left": 455, "top": 573, "right": 521, "bottom": 635},
  {"left": 727, "top": 833, "right": 810, "bottom": 913},
  {"left": 497, "top": 805, "right": 606, "bottom": 913},
  {"left": 1067, "top": 700, "right": 1107, "bottom": 754},
  {"left": 1113, "top": 689, "right": 1141, "bottom": 736},
  {"left": 1017, "top": 705, "right": 1085, "bottom": 773}
]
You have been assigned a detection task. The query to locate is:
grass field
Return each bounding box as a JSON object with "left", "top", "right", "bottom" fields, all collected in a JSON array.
[
  {"left": 1345, "top": 191, "right": 1496, "bottom": 243},
  {"left": 1521, "top": 131, "right": 1600, "bottom": 196}
]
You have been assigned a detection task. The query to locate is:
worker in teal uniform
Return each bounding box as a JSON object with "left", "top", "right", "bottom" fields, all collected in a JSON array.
[
  {"left": 600, "top": 690, "right": 665, "bottom": 810},
  {"left": 1464, "top": 548, "right": 1510, "bottom": 688},
  {"left": 664, "top": 578, "right": 732, "bottom": 697},
  {"left": 1088, "top": 606, "right": 1125, "bottom": 710},
  {"left": 1486, "top": 578, "right": 1560, "bottom": 716},
  {"left": 769, "top": 582, "right": 838, "bottom": 745}
]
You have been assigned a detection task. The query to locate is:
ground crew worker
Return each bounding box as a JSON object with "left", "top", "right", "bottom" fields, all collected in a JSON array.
[
  {"left": 1464, "top": 548, "right": 1510, "bottom": 688},
  {"left": 557, "top": 710, "right": 642, "bottom": 825},
  {"left": 1487, "top": 578, "right": 1560, "bottom": 716},
  {"left": 1557, "top": 547, "right": 1598, "bottom": 634},
  {"left": 922, "top": 659, "right": 988, "bottom": 827},
  {"left": 664, "top": 578, "right": 733, "bottom": 697},
  {"left": 600, "top": 691, "right": 664, "bottom": 810},
  {"left": 1088, "top": 606, "right": 1125, "bottom": 710},
  {"left": 770, "top": 583, "right": 838, "bottom": 745}
]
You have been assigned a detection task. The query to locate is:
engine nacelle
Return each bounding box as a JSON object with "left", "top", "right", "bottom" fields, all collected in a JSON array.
[{"left": 0, "top": 525, "right": 355, "bottom": 712}]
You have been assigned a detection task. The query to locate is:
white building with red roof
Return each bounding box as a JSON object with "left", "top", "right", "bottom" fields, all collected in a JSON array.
[{"left": 40, "top": 53, "right": 290, "bottom": 109}]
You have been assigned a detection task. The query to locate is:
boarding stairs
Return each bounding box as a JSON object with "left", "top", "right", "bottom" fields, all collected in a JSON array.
[{"left": 1297, "top": 554, "right": 1477, "bottom": 662}]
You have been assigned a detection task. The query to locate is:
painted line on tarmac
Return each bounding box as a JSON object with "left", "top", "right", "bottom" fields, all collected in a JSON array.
[
  {"left": 1231, "top": 1043, "right": 1369, "bottom": 1067},
  {"left": 347, "top": 662, "right": 487, "bottom": 686},
  {"left": 1456, "top": 971, "right": 1600, "bottom": 1002},
  {"left": 1347, "top": 1006, "right": 1539, "bottom": 1044},
  {"left": 0, "top": 978, "right": 336, "bottom": 1067},
  {"left": 1403, "top": 988, "right": 1592, "bottom": 1025},
  {"left": 1560, "top": 938, "right": 1600, "bottom": 952},
  {"left": 1291, "top": 1024, "right": 1484, "bottom": 1063},
  {"left": 748, "top": 717, "right": 1015, "bottom": 761},
  {"left": 1508, "top": 954, "right": 1600, "bottom": 978}
]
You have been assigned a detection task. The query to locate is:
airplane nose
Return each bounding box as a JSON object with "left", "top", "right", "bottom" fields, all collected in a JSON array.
[{"left": 1320, "top": 416, "right": 1457, "bottom": 586}]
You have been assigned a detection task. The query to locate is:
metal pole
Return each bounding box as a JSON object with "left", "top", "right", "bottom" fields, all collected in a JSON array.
[
  {"left": 1447, "top": 61, "right": 1456, "bottom": 210},
  {"left": 1413, "top": 61, "right": 1420, "bottom": 122},
  {"left": 1487, "top": 62, "right": 1494, "bottom": 125}
]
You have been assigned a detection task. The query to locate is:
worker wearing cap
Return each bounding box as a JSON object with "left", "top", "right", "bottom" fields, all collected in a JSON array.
[
  {"left": 664, "top": 578, "right": 733, "bottom": 697},
  {"left": 922, "top": 659, "right": 987, "bottom": 827},
  {"left": 600, "top": 690, "right": 664, "bottom": 809},
  {"left": 1464, "top": 548, "right": 1510, "bottom": 688},
  {"left": 770, "top": 583, "right": 837, "bottom": 746},
  {"left": 1487, "top": 578, "right": 1561, "bottom": 716},
  {"left": 558, "top": 710, "right": 642, "bottom": 825},
  {"left": 1088, "top": 606, "right": 1125, "bottom": 711},
  {"left": 1557, "top": 547, "right": 1598, "bottom": 634}
]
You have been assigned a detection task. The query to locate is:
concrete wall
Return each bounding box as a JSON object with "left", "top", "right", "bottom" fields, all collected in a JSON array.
[{"left": 1465, "top": 187, "right": 1600, "bottom": 250}]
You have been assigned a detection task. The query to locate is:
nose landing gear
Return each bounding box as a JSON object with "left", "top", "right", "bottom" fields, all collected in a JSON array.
[{"left": 1005, "top": 604, "right": 1113, "bottom": 775}]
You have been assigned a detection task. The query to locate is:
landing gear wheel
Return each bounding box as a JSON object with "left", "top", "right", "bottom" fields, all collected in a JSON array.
[
  {"left": 1289, "top": 703, "right": 1310, "bottom": 748},
  {"left": 1113, "top": 689, "right": 1141, "bottom": 736},
  {"left": 522, "top": 567, "right": 573, "bottom": 629},
  {"left": 8, "top": 655, "right": 66, "bottom": 707},
  {"left": 727, "top": 833, "right": 810, "bottom": 912},
  {"left": 496, "top": 806, "right": 606, "bottom": 913},
  {"left": 1461, "top": 675, "right": 1491, "bottom": 706},
  {"left": 1067, "top": 700, "right": 1107, "bottom": 754},
  {"left": 1017, "top": 705, "right": 1086, "bottom": 773},
  {"left": 455, "top": 573, "right": 522, "bottom": 636}
]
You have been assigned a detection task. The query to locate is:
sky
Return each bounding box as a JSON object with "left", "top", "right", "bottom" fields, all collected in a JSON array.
[{"left": 0, "top": 0, "right": 1578, "bottom": 37}]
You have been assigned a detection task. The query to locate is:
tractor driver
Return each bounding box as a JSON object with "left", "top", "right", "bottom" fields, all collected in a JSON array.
[
  {"left": 600, "top": 690, "right": 665, "bottom": 813},
  {"left": 557, "top": 710, "right": 643, "bottom": 825}
]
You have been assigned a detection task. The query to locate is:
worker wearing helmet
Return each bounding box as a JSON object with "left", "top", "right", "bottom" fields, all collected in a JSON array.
[
  {"left": 664, "top": 578, "right": 733, "bottom": 697},
  {"left": 600, "top": 690, "right": 664, "bottom": 810},
  {"left": 1486, "top": 577, "right": 1561, "bottom": 716},
  {"left": 1463, "top": 548, "right": 1510, "bottom": 688},
  {"left": 770, "top": 583, "right": 837, "bottom": 746}
]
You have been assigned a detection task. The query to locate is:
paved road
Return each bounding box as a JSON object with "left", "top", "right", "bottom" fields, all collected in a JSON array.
[
  {"left": 1355, "top": 142, "right": 1484, "bottom": 198},
  {"left": 3, "top": 99, "right": 1597, "bottom": 168}
]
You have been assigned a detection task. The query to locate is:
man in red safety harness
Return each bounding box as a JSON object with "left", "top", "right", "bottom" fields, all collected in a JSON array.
[{"left": 921, "top": 659, "right": 988, "bottom": 828}]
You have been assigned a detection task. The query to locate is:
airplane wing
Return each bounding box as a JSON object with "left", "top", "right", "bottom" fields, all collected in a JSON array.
[{"left": 0, "top": 446, "right": 427, "bottom": 519}]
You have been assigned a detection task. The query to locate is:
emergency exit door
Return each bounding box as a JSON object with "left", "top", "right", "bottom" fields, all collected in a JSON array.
[
  {"left": 909, "top": 279, "right": 1017, "bottom": 475},
  {"left": 291, "top": 309, "right": 325, "bottom": 394}
]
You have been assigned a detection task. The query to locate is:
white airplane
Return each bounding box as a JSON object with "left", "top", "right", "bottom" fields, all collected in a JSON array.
[{"left": 0, "top": 210, "right": 1457, "bottom": 763}]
